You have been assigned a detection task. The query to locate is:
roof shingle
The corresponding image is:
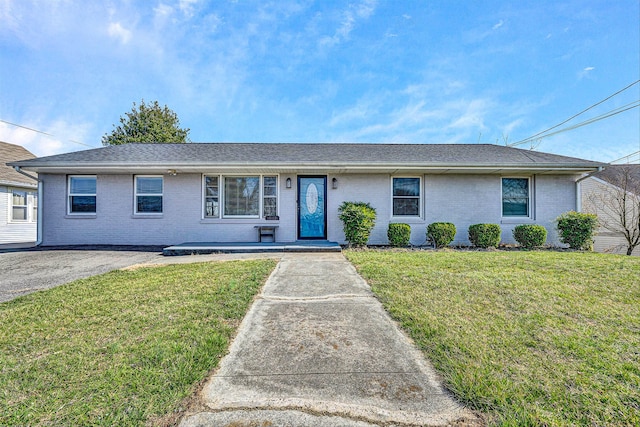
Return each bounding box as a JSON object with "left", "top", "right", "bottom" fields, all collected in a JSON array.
[
  {"left": 8, "top": 142, "right": 602, "bottom": 170},
  {"left": 0, "top": 141, "right": 37, "bottom": 186}
]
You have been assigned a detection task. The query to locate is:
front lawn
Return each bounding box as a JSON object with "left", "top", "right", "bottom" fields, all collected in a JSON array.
[
  {"left": 0, "top": 259, "right": 277, "bottom": 426},
  {"left": 346, "top": 250, "right": 640, "bottom": 426}
]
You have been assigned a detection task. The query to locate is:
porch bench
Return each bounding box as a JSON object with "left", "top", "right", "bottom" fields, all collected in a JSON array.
[{"left": 254, "top": 225, "right": 278, "bottom": 242}]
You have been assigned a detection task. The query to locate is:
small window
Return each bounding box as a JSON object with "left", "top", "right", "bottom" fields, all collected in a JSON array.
[
  {"left": 11, "top": 190, "right": 28, "bottom": 221},
  {"left": 502, "top": 178, "right": 530, "bottom": 216},
  {"left": 32, "top": 193, "right": 38, "bottom": 222},
  {"left": 224, "top": 176, "right": 260, "bottom": 217},
  {"left": 204, "top": 176, "right": 220, "bottom": 218},
  {"left": 263, "top": 176, "right": 278, "bottom": 218},
  {"left": 68, "top": 176, "right": 97, "bottom": 214},
  {"left": 392, "top": 177, "right": 421, "bottom": 216},
  {"left": 135, "top": 176, "right": 163, "bottom": 214}
]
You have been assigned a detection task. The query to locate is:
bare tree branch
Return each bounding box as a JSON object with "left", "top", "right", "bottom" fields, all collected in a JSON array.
[{"left": 584, "top": 166, "right": 640, "bottom": 255}]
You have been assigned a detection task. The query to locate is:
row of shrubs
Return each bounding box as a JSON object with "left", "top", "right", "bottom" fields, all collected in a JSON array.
[
  {"left": 388, "top": 222, "right": 547, "bottom": 249},
  {"left": 338, "top": 202, "right": 598, "bottom": 250}
]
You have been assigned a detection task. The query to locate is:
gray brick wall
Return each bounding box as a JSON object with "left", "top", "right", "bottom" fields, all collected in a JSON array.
[{"left": 40, "top": 172, "right": 580, "bottom": 247}]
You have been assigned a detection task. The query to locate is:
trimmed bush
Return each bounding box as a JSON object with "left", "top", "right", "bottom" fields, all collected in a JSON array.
[
  {"left": 556, "top": 211, "right": 598, "bottom": 250},
  {"left": 388, "top": 223, "right": 411, "bottom": 247},
  {"left": 468, "top": 223, "right": 501, "bottom": 248},
  {"left": 427, "top": 222, "right": 456, "bottom": 248},
  {"left": 513, "top": 224, "right": 547, "bottom": 249},
  {"left": 338, "top": 202, "right": 377, "bottom": 247}
]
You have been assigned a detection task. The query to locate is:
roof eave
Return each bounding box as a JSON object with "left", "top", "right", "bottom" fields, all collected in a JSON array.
[
  {"left": 0, "top": 179, "right": 38, "bottom": 188},
  {"left": 12, "top": 161, "right": 602, "bottom": 175}
]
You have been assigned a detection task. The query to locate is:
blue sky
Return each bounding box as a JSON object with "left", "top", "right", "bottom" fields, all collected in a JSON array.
[{"left": 1, "top": 0, "right": 638, "bottom": 162}]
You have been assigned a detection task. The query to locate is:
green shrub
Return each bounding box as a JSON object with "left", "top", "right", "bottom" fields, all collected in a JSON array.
[
  {"left": 338, "top": 202, "right": 377, "bottom": 247},
  {"left": 427, "top": 222, "right": 457, "bottom": 248},
  {"left": 556, "top": 211, "right": 598, "bottom": 250},
  {"left": 388, "top": 223, "right": 411, "bottom": 247},
  {"left": 513, "top": 224, "right": 548, "bottom": 249},
  {"left": 468, "top": 223, "right": 501, "bottom": 248}
]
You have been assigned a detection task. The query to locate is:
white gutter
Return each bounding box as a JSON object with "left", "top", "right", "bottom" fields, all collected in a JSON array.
[{"left": 13, "top": 166, "right": 42, "bottom": 246}]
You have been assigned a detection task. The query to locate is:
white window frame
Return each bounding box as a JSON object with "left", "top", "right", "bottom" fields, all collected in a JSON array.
[
  {"left": 134, "top": 175, "right": 163, "bottom": 215},
  {"left": 9, "top": 188, "right": 37, "bottom": 222},
  {"left": 391, "top": 176, "right": 423, "bottom": 219},
  {"left": 501, "top": 176, "right": 532, "bottom": 218},
  {"left": 203, "top": 175, "right": 220, "bottom": 219},
  {"left": 67, "top": 175, "right": 97, "bottom": 215},
  {"left": 202, "top": 174, "right": 279, "bottom": 220},
  {"left": 262, "top": 175, "right": 278, "bottom": 218}
]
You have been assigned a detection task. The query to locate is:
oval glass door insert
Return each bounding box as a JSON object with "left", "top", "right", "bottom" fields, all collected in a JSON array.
[{"left": 306, "top": 183, "right": 319, "bottom": 214}]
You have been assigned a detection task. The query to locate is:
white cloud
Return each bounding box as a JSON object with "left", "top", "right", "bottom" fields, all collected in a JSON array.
[
  {"left": 492, "top": 20, "right": 504, "bottom": 30},
  {"left": 154, "top": 3, "right": 174, "bottom": 19},
  {"left": 0, "top": 119, "right": 95, "bottom": 157},
  {"left": 447, "top": 99, "right": 490, "bottom": 130},
  {"left": 578, "top": 66, "right": 595, "bottom": 79},
  {"left": 320, "top": 0, "right": 377, "bottom": 47},
  {"left": 108, "top": 21, "right": 132, "bottom": 44},
  {"left": 179, "top": 0, "right": 199, "bottom": 17}
]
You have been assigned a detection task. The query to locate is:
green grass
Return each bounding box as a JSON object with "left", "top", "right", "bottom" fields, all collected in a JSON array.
[
  {"left": 345, "top": 250, "right": 640, "bottom": 426},
  {"left": 0, "top": 259, "right": 277, "bottom": 426}
]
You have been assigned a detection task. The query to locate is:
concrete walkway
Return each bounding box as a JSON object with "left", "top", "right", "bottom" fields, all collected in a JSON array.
[{"left": 180, "top": 253, "right": 481, "bottom": 427}]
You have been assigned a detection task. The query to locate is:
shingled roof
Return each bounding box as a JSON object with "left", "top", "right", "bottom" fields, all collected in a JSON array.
[
  {"left": 587, "top": 164, "right": 640, "bottom": 194},
  {"left": 8, "top": 142, "right": 603, "bottom": 174},
  {"left": 0, "top": 141, "right": 37, "bottom": 187}
]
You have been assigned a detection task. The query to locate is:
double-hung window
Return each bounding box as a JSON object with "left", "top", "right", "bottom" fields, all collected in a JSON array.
[
  {"left": 502, "top": 177, "right": 530, "bottom": 217},
  {"left": 12, "top": 190, "right": 37, "bottom": 222},
  {"left": 135, "top": 176, "right": 163, "bottom": 214},
  {"left": 203, "top": 175, "right": 278, "bottom": 219},
  {"left": 68, "top": 176, "right": 96, "bottom": 214},
  {"left": 392, "top": 177, "right": 421, "bottom": 217},
  {"left": 263, "top": 176, "right": 278, "bottom": 217},
  {"left": 11, "top": 190, "right": 28, "bottom": 221},
  {"left": 204, "top": 176, "right": 220, "bottom": 218}
]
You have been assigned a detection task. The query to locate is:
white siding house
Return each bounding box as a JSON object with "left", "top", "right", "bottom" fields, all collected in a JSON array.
[
  {"left": 1, "top": 142, "right": 37, "bottom": 244},
  {"left": 9, "top": 143, "right": 602, "bottom": 247},
  {"left": 579, "top": 165, "right": 640, "bottom": 256}
]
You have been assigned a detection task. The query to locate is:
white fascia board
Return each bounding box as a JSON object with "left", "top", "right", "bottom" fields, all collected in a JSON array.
[{"left": 13, "top": 162, "right": 602, "bottom": 174}]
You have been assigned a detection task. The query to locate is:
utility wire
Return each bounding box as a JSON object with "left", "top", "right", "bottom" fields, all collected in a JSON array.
[
  {"left": 610, "top": 151, "right": 640, "bottom": 164},
  {"left": 511, "top": 101, "right": 640, "bottom": 146},
  {"left": 0, "top": 118, "right": 96, "bottom": 148},
  {"left": 510, "top": 79, "right": 640, "bottom": 147}
]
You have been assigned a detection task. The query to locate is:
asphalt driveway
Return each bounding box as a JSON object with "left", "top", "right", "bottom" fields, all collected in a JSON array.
[
  {"left": 0, "top": 248, "right": 164, "bottom": 303},
  {"left": 0, "top": 247, "right": 283, "bottom": 303}
]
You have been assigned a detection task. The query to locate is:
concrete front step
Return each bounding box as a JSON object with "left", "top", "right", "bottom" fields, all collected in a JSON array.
[{"left": 162, "top": 241, "right": 342, "bottom": 256}]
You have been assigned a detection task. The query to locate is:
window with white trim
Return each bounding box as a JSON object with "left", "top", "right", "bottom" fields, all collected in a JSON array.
[
  {"left": 204, "top": 176, "right": 219, "bottom": 218},
  {"left": 10, "top": 189, "right": 37, "bottom": 222},
  {"left": 32, "top": 192, "right": 38, "bottom": 222},
  {"left": 263, "top": 176, "right": 278, "bottom": 217},
  {"left": 135, "top": 176, "right": 163, "bottom": 214},
  {"left": 502, "top": 177, "right": 530, "bottom": 217},
  {"left": 224, "top": 176, "right": 260, "bottom": 217},
  {"left": 392, "top": 177, "right": 421, "bottom": 217},
  {"left": 203, "top": 175, "right": 278, "bottom": 219},
  {"left": 68, "top": 176, "right": 96, "bottom": 214}
]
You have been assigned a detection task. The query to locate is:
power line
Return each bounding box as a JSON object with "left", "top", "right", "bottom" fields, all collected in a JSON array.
[
  {"left": 515, "top": 100, "right": 639, "bottom": 143},
  {"left": 0, "top": 119, "right": 96, "bottom": 148},
  {"left": 610, "top": 151, "right": 640, "bottom": 164},
  {"left": 510, "top": 79, "right": 640, "bottom": 147}
]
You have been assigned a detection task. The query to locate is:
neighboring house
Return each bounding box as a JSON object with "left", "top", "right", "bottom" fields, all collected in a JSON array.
[
  {"left": 9, "top": 143, "right": 602, "bottom": 247},
  {"left": 579, "top": 164, "right": 640, "bottom": 256},
  {"left": 0, "top": 141, "right": 38, "bottom": 244}
]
